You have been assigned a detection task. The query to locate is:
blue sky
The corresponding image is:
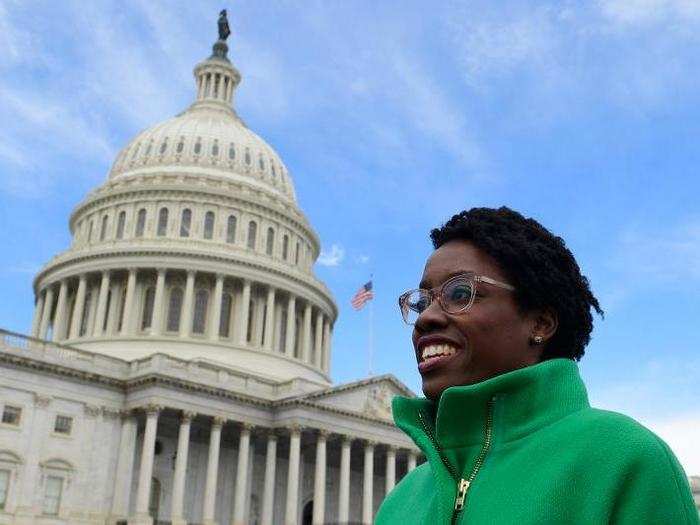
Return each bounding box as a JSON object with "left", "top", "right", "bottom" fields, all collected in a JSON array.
[{"left": 1, "top": 1, "right": 699, "bottom": 472}]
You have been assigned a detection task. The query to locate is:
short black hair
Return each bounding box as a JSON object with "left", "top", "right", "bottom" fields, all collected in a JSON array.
[{"left": 430, "top": 206, "right": 603, "bottom": 361}]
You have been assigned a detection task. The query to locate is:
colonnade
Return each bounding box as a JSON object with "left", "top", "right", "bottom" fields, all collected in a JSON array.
[
  {"left": 31, "top": 268, "right": 333, "bottom": 371},
  {"left": 114, "top": 406, "right": 419, "bottom": 525}
]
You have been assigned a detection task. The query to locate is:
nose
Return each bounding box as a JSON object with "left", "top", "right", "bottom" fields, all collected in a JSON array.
[{"left": 414, "top": 296, "right": 448, "bottom": 333}]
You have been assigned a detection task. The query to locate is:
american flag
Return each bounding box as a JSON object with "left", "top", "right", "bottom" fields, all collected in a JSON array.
[{"left": 351, "top": 280, "right": 374, "bottom": 310}]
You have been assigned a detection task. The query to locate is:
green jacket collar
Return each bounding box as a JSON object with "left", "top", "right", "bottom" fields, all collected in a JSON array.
[{"left": 393, "top": 358, "right": 590, "bottom": 450}]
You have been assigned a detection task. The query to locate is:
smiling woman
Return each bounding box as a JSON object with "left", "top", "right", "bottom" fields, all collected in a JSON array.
[{"left": 377, "top": 207, "right": 699, "bottom": 525}]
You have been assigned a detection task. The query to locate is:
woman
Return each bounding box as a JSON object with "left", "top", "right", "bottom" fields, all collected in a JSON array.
[{"left": 376, "top": 207, "right": 698, "bottom": 524}]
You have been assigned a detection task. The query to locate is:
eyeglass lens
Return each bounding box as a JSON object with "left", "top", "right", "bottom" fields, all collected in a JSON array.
[{"left": 401, "top": 277, "right": 475, "bottom": 324}]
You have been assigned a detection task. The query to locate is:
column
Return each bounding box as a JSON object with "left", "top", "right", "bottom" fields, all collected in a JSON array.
[
  {"left": 385, "top": 446, "right": 396, "bottom": 494},
  {"left": 120, "top": 268, "right": 137, "bottom": 336},
  {"left": 407, "top": 450, "right": 417, "bottom": 472},
  {"left": 237, "top": 279, "right": 251, "bottom": 344},
  {"left": 284, "top": 295, "right": 296, "bottom": 357},
  {"left": 150, "top": 269, "right": 167, "bottom": 336},
  {"left": 133, "top": 405, "right": 161, "bottom": 523},
  {"left": 312, "top": 430, "right": 328, "bottom": 525},
  {"left": 93, "top": 271, "right": 111, "bottom": 336},
  {"left": 105, "top": 280, "right": 121, "bottom": 335},
  {"left": 69, "top": 275, "right": 87, "bottom": 339},
  {"left": 263, "top": 286, "right": 275, "bottom": 350},
  {"left": 180, "top": 270, "right": 196, "bottom": 338},
  {"left": 209, "top": 274, "right": 224, "bottom": 341},
  {"left": 110, "top": 411, "right": 137, "bottom": 521},
  {"left": 284, "top": 425, "right": 301, "bottom": 525},
  {"left": 338, "top": 436, "right": 352, "bottom": 523},
  {"left": 232, "top": 423, "right": 252, "bottom": 525},
  {"left": 302, "top": 302, "right": 312, "bottom": 362},
  {"left": 39, "top": 286, "right": 55, "bottom": 339},
  {"left": 170, "top": 411, "right": 195, "bottom": 525},
  {"left": 15, "top": 394, "right": 51, "bottom": 518},
  {"left": 30, "top": 291, "right": 45, "bottom": 338},
  {"left": 322, "top": 320, "right": 332, "bottom": 372},
  {"left": 202, "top": 416, "right": 224, "bottom": 524},
  {"left": 362, "top": 441, "right": 375, "bottom": 524},
  {"left": 260, "top": 431, "right": 278, "bottom": 525},
  {"left": 313, "top": 312, "right": 323, "bottom": 367},
  {"left": 52, "top": 280, "right": 69, "bottom": 341}
]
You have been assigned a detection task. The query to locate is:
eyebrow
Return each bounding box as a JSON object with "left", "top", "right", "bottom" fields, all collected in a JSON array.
[{"left": 419, "top": 270, "right": 476, "bottom": 290}]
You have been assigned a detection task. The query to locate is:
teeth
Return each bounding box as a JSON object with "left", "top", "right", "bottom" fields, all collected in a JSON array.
[{"left": 421, "top": 344, "right": 457, "bottom": 361}]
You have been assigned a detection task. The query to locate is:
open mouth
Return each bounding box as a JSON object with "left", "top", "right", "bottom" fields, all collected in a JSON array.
[{"left": 418, "top": 343, "right": 459, "bottom": 373}]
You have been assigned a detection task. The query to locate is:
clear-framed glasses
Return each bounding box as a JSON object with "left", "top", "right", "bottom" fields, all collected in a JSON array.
[{"left": 398, "top": 272, "right": 515, "bottom": 325}]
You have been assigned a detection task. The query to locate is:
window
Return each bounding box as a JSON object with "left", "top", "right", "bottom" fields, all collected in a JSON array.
[
  {"left": 266, "top": 227, "right": 274, "bottom": 256},
  {"left": 1, "top": 405, "right": 21, "bottom": 426},
  {"left": 226, "top": 215, "right": 237, "bottom": 243},
  {"left": 194, "top": 139, "right": 202, "bottom": 155},
  {"left": 159, "top": 138, "right": 168, "bottom": 155},
  {"left": 145, "top": 141, "right": 153, "bottom": 157},
  {"left": 54, "top": 415, "right": 73, "bottom": 435},
  {"left": 157, "top": 208, "right": 168, "bottom": 236},
  {"left": 42, "top": 476, "right": 63, "bottom": 515},
  {"left": 203, "top": 211, "right": 215, "bottom": 240},
  {"left": 192, "top": 289, "right": 209, "bottom": 334},
  {"left": 212, "top": 140, "right": 219, "bottom": 157},
  {"left": 271, "top": 161, "right": 277, "bottom": 178},
  {"left": 245, "top": 149, "right": 251, "bottom": 165},
  {"left": 87, "top": 221, "right": 93, "bottom": 243},
  {"left": 176, "top": 137, "right": 184, "bottom": 154},
  {"left": 135, "top": 209, "right": 146, "bottom": 237},
  {"left": 167, "top": 288, "right": 183, "bottom": 332},
  {"left": 219, "top": 293, "right": 232, "bottom": 338},
  {"left": 141, "top": 287, "right": 155, "bottom": 330},
  {"left": 282, "top": 235, "right": 289, "bottom": 260},
  {"left": 180, "top": 209, "right": 192, "bottom": 237},
  {"left": 79, "top": 292, "right": 91, "bottom": 337},
  {"left": 228, "top": 143, "right": 236, "bottom": 160},
  {"left": 279, "top": 310, "right": 287, "bottom": 353},
  {"left": 258, "top": 156, "right": 265, "bottom": 171},
  {"left": 0, "top": 469, "right": 8, "bottom": 510},
  {"left": 295, "top": 241, "right": 300, "bottom": 265},
  {"left": 246, "top": 299, "right": 255, "bottom": 343},
  {"left": 247, "top": 221, "right": 257, "bottom": 249},
  {"left": 116, "top": 211, "right": 126, "bottom": 239},
  {"left": 100, "top": 215, "right": 108, "bottom": 241}
]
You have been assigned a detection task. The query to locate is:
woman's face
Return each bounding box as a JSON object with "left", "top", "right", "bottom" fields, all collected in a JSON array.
[{"left": 412, "top": 239, "right": 543, "bottom": 400}]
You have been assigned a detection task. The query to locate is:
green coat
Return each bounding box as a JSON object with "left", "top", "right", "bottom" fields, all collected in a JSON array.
[{"left": 376, "top": 358, "right": 698, "bottom": 524}]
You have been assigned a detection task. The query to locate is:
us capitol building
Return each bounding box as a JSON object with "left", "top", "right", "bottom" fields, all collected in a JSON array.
[{"left": 0, "top": 14, "right": 418, "bottom": 525}]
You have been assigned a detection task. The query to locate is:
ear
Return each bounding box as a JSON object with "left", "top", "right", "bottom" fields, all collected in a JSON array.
[{"left": 531, "top": 308, "right": 558, "bottom": 342}]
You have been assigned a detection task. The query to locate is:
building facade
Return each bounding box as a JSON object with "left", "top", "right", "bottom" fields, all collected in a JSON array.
[{"left": 0, "top": 25, "right": 418, "bottom": 525}]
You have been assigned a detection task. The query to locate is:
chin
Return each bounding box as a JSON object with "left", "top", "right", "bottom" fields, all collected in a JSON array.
[{"left": 421, "top": 379, "right": 448, "bottom": 401}]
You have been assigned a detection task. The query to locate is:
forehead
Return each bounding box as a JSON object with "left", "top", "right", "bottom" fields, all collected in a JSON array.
[{"left": 420, "top": 240, "right": 505, "bottom": 287}]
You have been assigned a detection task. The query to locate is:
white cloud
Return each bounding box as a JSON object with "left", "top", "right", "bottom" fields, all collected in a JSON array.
[
  {"left": 357, "top": 255, "right": 370, "bottom": 264},
  {"left": 317, "top": 244, "right": 345, "bottom": 267}
]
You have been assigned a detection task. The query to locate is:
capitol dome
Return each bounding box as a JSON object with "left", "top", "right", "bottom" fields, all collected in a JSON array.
[{"left": 30, "top": 33, "right": 337, "bottom": 387}]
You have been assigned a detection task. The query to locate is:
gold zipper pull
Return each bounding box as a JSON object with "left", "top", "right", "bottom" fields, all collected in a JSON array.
[{"left": 454, "top": 478, "right": 470, "bottom": 511}]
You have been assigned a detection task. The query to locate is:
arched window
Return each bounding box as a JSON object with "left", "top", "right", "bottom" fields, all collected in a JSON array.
[
  {"left": 176, "top": 137, "right": 184, "bottom": 153},
  {"left": 246, "top": 298, "right": 255, "bottom": 343},
  {"left": 116, "top": 211, "right": 126, "bottom": 239},
  {"left": 282, "top": 235, "right": 289, "bottom": 260},
  {"left": 259, "top": 156, "right": 265, "bottom": 171},
  {"left": 226, "top": 215, "right": 237, "bottom": 243},
  {"left": 192, "top": 289, "right": 209, "bottom": 334},
  {"left": 157, "top": 208, "right": 168, "bottom": 236},
  {"left": 100, "top": 215, "right": 108, "bottom": 241},
  {"left": 180, "top": 209, "right": 191, "bottom": 237},
  {"left": 228, "top": 143, "right": 236, "bottom": 160},
  {"left": 79, "top": 291, "right": 92, "bottom": 337},
  {"left": 159, "top": 138, "right": 168, "bottom": 155},
  {"left": 211, "top": 140, "right": 219, "bottom": 157},
  {"left": 247, "top": 221, "right": 257, "bottom": 249},
  {"left": 279, "top": 310, "right": 287, "bottom": 353},
  {"left": 295, "top": 241, "right": 300, "bottom": 265},
  {"left": 141, "top": 286, "right": 155, "bottom": 330},
  {"left": 266, "top": 227, "right": 275, "bottom": 256},
  {"left": 135, "top": 209, "right": 147, "bottom": 237},
  {"left": 219, "top": 293, "right": 233, "bottom": 338},
  {"left": 204, "top": 211, "right": 215, "bottom": 240},
  {"left": 166, "top": 288, "right": 183, "bottom": 332},
  {"left": 194, "top": 138, "right": 202, "bottom": 155}
]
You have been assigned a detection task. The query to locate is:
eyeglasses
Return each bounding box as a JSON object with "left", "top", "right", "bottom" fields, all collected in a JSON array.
[{"left": 398, "top": 272, "right": 515, "bottom": 325}]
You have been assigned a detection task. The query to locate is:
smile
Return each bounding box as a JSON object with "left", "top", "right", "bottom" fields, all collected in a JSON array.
[{"left": 418, "top": 343, "right": 459, "bottom": 373}]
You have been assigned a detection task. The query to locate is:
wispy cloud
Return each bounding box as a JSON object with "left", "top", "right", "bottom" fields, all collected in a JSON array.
[{"left": 317, "top": 244, "right": 345, "bottom": 267}]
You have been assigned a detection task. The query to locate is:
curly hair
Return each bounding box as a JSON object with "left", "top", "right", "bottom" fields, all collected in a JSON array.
[{"left": 430, "top": 206, "right": 603, "bottom": 361}]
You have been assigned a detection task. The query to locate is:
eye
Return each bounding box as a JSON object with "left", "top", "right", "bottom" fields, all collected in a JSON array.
[
  {"left": 447, "top": 283, "right": 472, "bottom": 302},
  {"left": 414, "top": 296, "right": 429, "bottom": 312}
]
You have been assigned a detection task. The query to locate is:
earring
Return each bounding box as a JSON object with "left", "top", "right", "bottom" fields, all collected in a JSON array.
[{"left": 531, "top": 335, "right": 544, "bottom": 345}]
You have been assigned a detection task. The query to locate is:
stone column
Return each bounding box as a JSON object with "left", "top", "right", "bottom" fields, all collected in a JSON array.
[
  {"left": 30, "top": 290, "right": 45, "bottom": 338},
  {"left": 237, "top": 279, "right": 251, "bottom": 344},
  {"left": 407, "top": 450, "right": 417, "bottom": 472},
  {"left": 110, "top": 410, "right": 137, "bottom": 521},
  {"left": 302, "top": 302, "right": 312, "bottom": 362},
  {"left": 260, "top": 431, "right": 278, "bottom": 525},
  {"left": 180, "top": 270, "right": 196, "bottom": 338},
  {"left": 232, "top": 423, "right": 253, "bottom": 525},
  {"left": 150, "top": 268, "right": 167, "bottom": 336},
  {"left": 338, "top": 436, "right": 352, "bottom": 523},
  {"left": 263, "top": 286, "right": 275, "bottom": 351},
  {"left": 385, "top": 446, "right": 396, "bottom": 494},
  {"left": 322, "top": 320, "right": 332, "bottom": 372},
  {"left": 69, "top": 274, "right": 88, "bottom": 339},
  {"left": 133, "top": 405, "right": 161, "bottom": 523},
  {"left": 52, "top": 280, "right": 69, "bottom": 341},
  {"left": 120, "top": 268, "right": 137, "bottom": 336},
  {"left": 285, "top": 295, "right": 296, "bottom": 357},
  {"left": 284, "top": 425, "right": 302, "bottom": 525},
  {"left": 314, "top": 312, "right": 324, "bottom": 367},
  {"left": 312, "top": 430, "right": 328, "bottom": 525},
  {"left": 93, "top": 271, "right": 111, "bottom": 336},
  {"left": 202, "top": 416, "right": 224, "bottom": 525},
  {"left": 39, "top": 286, "right": 55, "bottom": 339},
  {"left": 362, "top": 441, "right": 375, "bottom": 524},
  {"left": 209, "top": 273, "right": 224, "bottom": 341},
  {"left": 170, "top": 411, "right": 195, "bottom": 525}
]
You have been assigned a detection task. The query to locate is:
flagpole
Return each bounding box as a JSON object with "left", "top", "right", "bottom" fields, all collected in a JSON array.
[{"left": 368, "top": 273, "right": 374, "bottom": 376}]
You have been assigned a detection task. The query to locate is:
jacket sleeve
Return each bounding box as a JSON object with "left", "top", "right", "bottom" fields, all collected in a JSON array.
[{"left": 610, "top": 433, "right": 699, "bottom": 524}]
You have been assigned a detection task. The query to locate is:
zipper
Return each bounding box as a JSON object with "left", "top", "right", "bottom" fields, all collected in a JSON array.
[{"left": 417, "top": 397, "right": 496, "bottom": 524}]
